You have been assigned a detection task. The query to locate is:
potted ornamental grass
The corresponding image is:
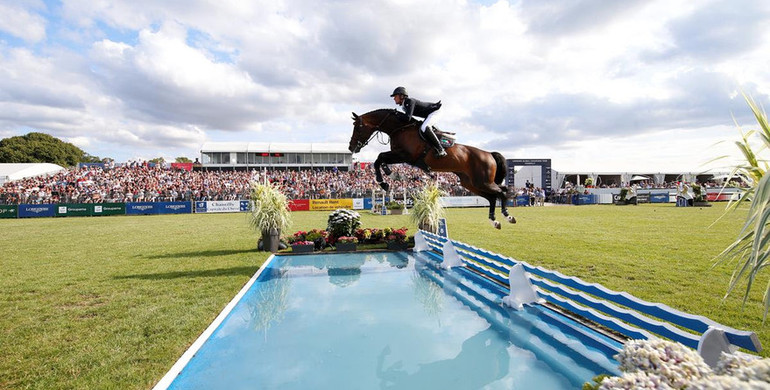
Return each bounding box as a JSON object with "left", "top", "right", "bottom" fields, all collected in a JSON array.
[
  {"left": 335, "top": 236, "right": 358, "bottom": 252},
  {"left": 249, "top": 180, "right": 292, "bottom": 252},
  {"left": 410, "top": 182, "right": 446, "bottom": 233}
]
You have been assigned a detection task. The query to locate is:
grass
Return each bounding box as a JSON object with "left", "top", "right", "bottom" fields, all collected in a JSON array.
[{"left": 0, "top": 204, "right": 767, "bottom": 389}]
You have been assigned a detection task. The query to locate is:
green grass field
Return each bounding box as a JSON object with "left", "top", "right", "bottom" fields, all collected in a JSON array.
[{"left": 1, "top": 204, "right": 767, "bottom": 389}]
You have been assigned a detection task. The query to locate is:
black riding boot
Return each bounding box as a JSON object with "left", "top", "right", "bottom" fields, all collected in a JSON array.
[{"left": 424, "top": 127, "right": 447, "bottom": 158}]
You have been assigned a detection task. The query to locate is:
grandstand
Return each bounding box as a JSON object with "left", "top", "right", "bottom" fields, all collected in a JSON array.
[{"left": 199, "top": 142, "right": 353, "bottom": 171}]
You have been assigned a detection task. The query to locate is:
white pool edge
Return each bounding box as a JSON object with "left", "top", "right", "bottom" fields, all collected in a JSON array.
[{"left": 152, "top": 254, "right": 277, "bottom": 390}]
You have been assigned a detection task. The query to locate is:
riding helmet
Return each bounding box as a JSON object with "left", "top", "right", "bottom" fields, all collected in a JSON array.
[{"left": 390, "top": 86, "right": 408, "bottom": 97}]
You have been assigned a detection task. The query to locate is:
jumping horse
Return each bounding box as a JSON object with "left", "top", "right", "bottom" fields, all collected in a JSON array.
[{"left": 349, "top": 109, "right": 515, "bottom": 229}]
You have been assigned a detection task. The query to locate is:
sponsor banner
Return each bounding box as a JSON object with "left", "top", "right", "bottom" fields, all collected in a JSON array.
[
  {"left": 309, "top": 198, "right": 354, "bottom": 211},
  {"left": 515, "top": 196, "right": 529, "bottom": 206},
  {"left": 288, "top": 199, "right": 310, "bottom": 211},
  {"left": 363, "top": 198, "right": 374, "bottom": 210},
  {"left": 0, "top": 205, "right": 17, "bottom": 218},
  {"left": 56, "top": 203, "right": 91, "bottom": 217},
  {"left": 160, "top": 202, "right": 192, "bottom": 214},
  {"left": 126, "top": 202, "right": 159, "bottom": 215},
  {"left": 706, "top": 192, "right": 737, "bottom": 202},
  {"left": 440, "top": 196, "right": 490, "bottom": 208},
  {"left": 649, "top": 193, "right": 669, "bottom": 203},
  {"left": 171, "top": 162, "right": 193, "bottom": 171},
  {"left": 93, "top": 203, "right": 126, "bottom": 216},
  {"left": 353, "top": 198, "right": 364, "bottom": 210},
  {"left": 195, "top": 200, "right": 249, "bottom": 213},
  {"left": 18, "top": 204, "right": 56, "bottom": 218},
  {"left": 574, "top": 194, "right": 598, "bottom": 205}
]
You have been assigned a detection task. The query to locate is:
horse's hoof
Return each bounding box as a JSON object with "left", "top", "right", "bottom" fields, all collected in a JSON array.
[
  {"left": 383, "top": 166, "right": 392, "bottom": 176},
  {"left": 507, "top": 215, "right": 516, "bottom": 224},
  {"left": 379, "top": 182, "right": 389, "bottom": 191},
  {"left": 490, "top": 220, "right": 501, "bottom": 229}
]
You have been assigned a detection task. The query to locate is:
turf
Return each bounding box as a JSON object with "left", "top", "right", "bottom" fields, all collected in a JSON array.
[{"left": 0, "top": 204, "right": 766, "bottom": 389}]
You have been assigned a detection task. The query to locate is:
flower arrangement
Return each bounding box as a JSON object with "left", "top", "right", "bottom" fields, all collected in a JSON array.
[
  {"left": 337, "top": 236, "right": 358, "bottom": 244},
  {"left": 386, "top": 201, "right": 405, "bottom": 210},
  {"left": 355, "top": 228, "right": 385, "bottom": 244},
  {"left": 286, "top": 230, "right": 308, "bottom": 244},
  {"left": 384, "top": 227, "right": 408, "bottom": 243},
  {"left": 326, "top": 209, "right": 361, "bottom": 244},
  {"left": 583, "top": 339, "right": 770, "bottom": 390},
  {"left": 290, "top": 240, "right": 314, "bottom": 246}
]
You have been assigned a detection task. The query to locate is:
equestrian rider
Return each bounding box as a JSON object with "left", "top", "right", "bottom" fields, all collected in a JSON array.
[{"left": 390, "top": 86, "right": 447, "bottom": 158}]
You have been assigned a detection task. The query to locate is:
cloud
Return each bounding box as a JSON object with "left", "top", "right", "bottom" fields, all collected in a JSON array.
[
  {"left": 0, "top": 2, "right": 47, "bottom": 43},
  {"left": 645, "top": 0, "right": 770, "bottom": 62}
]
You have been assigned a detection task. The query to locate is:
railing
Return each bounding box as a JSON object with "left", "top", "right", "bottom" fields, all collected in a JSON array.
[{"left": 418, "top": 230, "right": 762, "bottom": 354}]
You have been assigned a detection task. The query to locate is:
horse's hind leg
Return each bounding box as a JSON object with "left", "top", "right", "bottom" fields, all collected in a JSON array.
[
  {"left": 484, "top": 194, "right": 501, "bottom": 229},
  {"left": 497, "top": 186, "right": 516, "bottom": 224}
]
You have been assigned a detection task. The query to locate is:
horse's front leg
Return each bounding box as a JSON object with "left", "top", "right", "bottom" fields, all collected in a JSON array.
[
  {"left": 373, "top": 151, "right": 406, "bottom": 192},
  {"left": 373, "top": 156, "right": 389, "bottom": 192}
]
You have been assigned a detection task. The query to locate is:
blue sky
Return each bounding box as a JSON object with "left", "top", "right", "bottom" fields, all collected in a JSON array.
[{"left": 1, "top": 0, "right": 769, "bottom": 172}]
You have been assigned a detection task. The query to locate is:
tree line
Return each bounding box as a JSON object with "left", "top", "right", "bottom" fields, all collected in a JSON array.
[{"left": 0, "top": 132, "right": 191, "bottom": 167}]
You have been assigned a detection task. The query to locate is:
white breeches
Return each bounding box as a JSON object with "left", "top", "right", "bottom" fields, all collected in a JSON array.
[{"left": 420, "top": 110, "right": 440, "bottom": 132}]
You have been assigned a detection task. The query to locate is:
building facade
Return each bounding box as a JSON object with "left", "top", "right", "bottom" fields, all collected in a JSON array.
[{"left": 200, "top": 142, "right": 353, "bottom": 171}]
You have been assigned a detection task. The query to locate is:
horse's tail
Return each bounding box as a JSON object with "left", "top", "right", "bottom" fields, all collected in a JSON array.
[{"left": 492, "top": 151, "right": 507, "bottom": 186}]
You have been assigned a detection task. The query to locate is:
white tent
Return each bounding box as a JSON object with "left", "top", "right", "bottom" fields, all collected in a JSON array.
[
  {"left": 630, "top": 175, "right": 651, "bottom": 181},
  {"left": 0, "top": 163, "right": 66, "bottom": 185}
]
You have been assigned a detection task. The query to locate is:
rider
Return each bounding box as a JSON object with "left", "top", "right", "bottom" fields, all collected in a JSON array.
[{"left": 390, "top": 86, "right": 447, "bottom": 158}]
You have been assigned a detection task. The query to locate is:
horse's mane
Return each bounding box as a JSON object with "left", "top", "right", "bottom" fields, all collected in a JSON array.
[{"left": 364, "top": 108, "right": 420, "bottom": 125}]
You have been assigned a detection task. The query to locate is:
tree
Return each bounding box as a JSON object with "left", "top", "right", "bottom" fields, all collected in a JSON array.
[
  {"left": 0, "top": 132, "right": 97, "bottom": 167},
  {"left": 175, "top": 156, "right": 192, "bottom": 163},
  {"left": 149, "top": 157, "right": 166, "bottom": 165}
]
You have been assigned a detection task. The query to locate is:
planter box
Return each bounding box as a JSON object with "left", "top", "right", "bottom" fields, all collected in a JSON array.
[
  {"left": 694, "top": 201, "right": 712, "bottom": 207},
  {"left": 389, "top": 208, "right": 404, "bottom": 215},
  {"left": 336, "top": 242, "right": 357, "bottom": 252},
  {"left": 291, "top": 244, "right": 314, "bottom": 253},
  {"left": 387, "top": 241, "right": 408, "bottom": 251}
]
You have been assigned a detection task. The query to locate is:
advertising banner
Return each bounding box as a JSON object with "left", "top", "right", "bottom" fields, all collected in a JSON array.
[
  {"left": 159, "top": 202, "right": 192, "bottom": 214},
  {"left": 195, "top": 200, "right": 250, "bottom": 213},
  {"left": 93, "top": 203, "right": 126, "bottom": 216},
  {"left": 353, "top": 198, "right": 364, "bottom": 210},
  {"left": 649, "top": 193, "right": 669, "bottom": 203},
  {"left": 288, "top": 199, "right": 310, "bottom": 211},
  {"left": 440, "top": 196, "right": 490, "bottom": 208},
  {"left": 309, "top": 198, "right": 354, "bottom": 211},
  {"left": 363, "top": 198, "right": 373, "bottom": 210},
  {"left": 126, "top": 202, "right": 159, "bottom": 215},
  {"left": 515, "top": 196, "right": 529, "bottom": 207},
  {"left": 0, "top": 205, "right": 17, "bottom": 218},
  {"left": 56, "top": 203, "right": 92, "bottom": 217},
  {"left": 18, "top": 204, "right": 56, "bottom": 218}
]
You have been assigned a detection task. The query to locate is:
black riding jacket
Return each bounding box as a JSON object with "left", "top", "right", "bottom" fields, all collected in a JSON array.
[{"left": 399, "top": 97, "right": 441, "bottom": 122}]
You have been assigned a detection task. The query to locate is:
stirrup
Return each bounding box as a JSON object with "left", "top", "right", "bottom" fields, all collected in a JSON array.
[{"left": 435, "top": 149, "right": 447, "bottom": 158}]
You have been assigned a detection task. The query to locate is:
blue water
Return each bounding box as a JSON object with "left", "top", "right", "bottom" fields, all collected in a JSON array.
[{"left": 168, "top": 251, "right": 620, "bottom": 390}]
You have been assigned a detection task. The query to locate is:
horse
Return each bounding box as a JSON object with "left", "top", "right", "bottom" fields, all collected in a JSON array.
[{"left": 349, "top": 108, "right": 515, "bottom": 229}]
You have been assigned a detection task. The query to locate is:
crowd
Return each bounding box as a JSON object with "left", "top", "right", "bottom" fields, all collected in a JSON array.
[{"left": 0, "top": 164, "right": 473, "bottom": 205}]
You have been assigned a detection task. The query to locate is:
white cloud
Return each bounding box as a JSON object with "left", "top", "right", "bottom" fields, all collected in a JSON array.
[
  {"left": 0, "top": 0, "right": 767, "bottom": 170},
  {"left": 0, "top": 2, "right": 47, "bottom": 43}
]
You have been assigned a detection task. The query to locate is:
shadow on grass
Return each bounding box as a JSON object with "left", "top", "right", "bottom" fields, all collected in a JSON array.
[
  {"left": 143, "top": 248, "right": 258, "bottom": 260},
  {"left": 114, "top": 266, "right": 257, "bottom": 280}
]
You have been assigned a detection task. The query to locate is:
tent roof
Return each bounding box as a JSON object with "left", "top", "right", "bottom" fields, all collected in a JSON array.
[{"left": 0, "top": 163, "right": 66, "bottom": 184}]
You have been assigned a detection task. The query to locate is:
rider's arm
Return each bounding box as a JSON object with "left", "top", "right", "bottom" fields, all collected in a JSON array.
[{"left": 402, "top": 98, "right": 415, "bottom": 121}]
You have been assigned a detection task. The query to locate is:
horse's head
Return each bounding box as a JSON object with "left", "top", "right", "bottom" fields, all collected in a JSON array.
[{"left": 349, "top": 112, "right": 375, "bottom": 154}]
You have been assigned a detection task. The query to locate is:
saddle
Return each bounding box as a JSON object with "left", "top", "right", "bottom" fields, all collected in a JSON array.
[{"left": 418, "top": 126, "right": 456, "bottom": 148}]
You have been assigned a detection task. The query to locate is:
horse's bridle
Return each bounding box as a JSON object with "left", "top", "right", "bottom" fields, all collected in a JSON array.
[
  {"left": 353, "top": 111, "right": 392, "bottom": 151},
  {"left": 353, "top": 110, "right": 413, "bottom": 151}
]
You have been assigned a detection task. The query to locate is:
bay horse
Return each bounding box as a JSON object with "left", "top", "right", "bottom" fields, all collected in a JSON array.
[{"left": 349, "top": 109, "right": 515, "bottom": 229}]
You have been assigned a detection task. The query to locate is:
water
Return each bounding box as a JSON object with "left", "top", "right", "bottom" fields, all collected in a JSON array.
[{"left": 167, "top": 251, "right": 620, "bottom": 390}]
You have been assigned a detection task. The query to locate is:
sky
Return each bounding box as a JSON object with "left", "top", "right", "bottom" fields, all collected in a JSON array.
[{"left": 1, "top": 0, "right": 769, "bottom": 173}]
